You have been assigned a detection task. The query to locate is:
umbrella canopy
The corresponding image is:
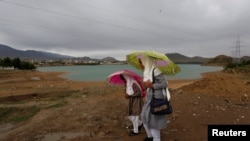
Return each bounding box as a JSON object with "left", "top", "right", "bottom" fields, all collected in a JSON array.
[
  {"left": 126, "top": 50, "right": 181, "bottom": 75},
  {"left": 107, "top": 69, "right": 146, "bottom": 97},
  {"left": 107, "top": 69, "right": 142, "bottom": 85}
]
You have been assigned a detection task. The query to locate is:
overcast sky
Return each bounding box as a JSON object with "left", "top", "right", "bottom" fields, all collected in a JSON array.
[{"left": 0, "top": 0, "right": 249, "bottom": 60}]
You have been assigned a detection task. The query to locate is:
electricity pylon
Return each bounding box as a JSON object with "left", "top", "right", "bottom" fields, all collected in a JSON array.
[{"left": 231, "top": 35, "right": 242, "bottom": 63}]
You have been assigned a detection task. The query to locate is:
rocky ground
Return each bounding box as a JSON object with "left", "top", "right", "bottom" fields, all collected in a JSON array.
[{"left": 0, "top": 70, "right": 249, "bottom": 141}]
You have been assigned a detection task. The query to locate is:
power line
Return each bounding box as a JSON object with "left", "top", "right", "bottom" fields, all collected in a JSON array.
[
  {"left": 0, "top": 20, "right": 83, "bottom": 38},
  {"left": 0, "top": 1, "right": 150, "bottom": 43},
  {"left": 0, "top": 0, "right": 160, "bottom": 36},
  {"left": 0, "top": 19, "right": 143, "bottom": 45}
]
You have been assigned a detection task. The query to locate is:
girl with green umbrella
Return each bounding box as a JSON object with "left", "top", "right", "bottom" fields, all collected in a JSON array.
[{"left": 139, "top": 55, "right": 168, "bottom": 141}]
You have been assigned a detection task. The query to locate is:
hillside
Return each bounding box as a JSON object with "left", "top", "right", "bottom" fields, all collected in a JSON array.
[
  {"left": 0, "top": 44, "right": 73, "bottom": 60},
  {"left": 1, "top": 44, "right": 209, "bottom": 63},
  {"left": 166, "top": 53, "right": 210, "bottom": 64},
  {"left": 1, "top": 44, "right": 249, "bottom": 64},
  {"left": 203, "top": 55, "right": 233, "bottom": 66}
]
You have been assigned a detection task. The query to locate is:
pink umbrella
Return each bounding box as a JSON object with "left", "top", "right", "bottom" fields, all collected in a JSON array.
[{"left": 107, "top": 69, "right": 146, "bottom": 97}]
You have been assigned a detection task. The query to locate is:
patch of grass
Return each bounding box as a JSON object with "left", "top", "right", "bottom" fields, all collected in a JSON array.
[
  {"left": 0, "top": 106, "right": 40, "bottom": 123},
  {"left": 46, "top": 100, "right": 67, "bottom": 108}
]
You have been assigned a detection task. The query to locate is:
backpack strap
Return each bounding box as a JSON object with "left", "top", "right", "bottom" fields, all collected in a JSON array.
[{"left": 152, "top": 67, "right": 156, "bottom": 93}]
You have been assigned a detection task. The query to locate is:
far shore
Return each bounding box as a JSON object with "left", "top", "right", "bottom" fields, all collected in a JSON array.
[
  {"left": 43, "top": 70, "right": 199, "bottom": 89},
  {"left": 0, "top": 69, "right": 198, "bottom": 98}
]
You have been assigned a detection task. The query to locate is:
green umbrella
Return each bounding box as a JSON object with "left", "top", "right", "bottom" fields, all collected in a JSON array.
[{"left": 126, "top": 50, "right": 181, "bottom": 75}]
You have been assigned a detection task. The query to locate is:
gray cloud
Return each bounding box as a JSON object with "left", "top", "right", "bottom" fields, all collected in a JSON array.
[{"left": 0, "top": 0, "right": 249, "bottom": 60}]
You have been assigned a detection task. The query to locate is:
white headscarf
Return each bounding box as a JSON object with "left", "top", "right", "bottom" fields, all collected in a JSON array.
[
  {"left": 122, "top": 75, "right": 141, "bottom": 95},
  {"left": 139, "top": 56, "right": 162, "bottom": 82}
]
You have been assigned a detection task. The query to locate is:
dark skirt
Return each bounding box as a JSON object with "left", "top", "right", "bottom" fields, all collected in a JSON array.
[{"left": 126, "top": 96, "right": 143, "bottom": 116}]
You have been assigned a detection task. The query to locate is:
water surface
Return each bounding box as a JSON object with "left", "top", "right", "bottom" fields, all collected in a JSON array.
[{"left": 37, "top": 64, "right": 223, "bottom": 81}]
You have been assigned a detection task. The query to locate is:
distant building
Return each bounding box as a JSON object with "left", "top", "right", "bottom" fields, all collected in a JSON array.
[{"left": 0, "top": 66, "right": 15, "bottom": 70}]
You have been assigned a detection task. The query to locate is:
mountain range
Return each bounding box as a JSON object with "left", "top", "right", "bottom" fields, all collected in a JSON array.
[
  {"left": 2, "top": 44, "right": 249, "bottom": 64},
  {"left": 0, "top": 44, "right": 72, "bottom": 60}
]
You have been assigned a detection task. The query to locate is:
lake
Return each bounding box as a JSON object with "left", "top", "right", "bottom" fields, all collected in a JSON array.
[{"left": 37, "top": 64, "right": 223, "bottom": 81}]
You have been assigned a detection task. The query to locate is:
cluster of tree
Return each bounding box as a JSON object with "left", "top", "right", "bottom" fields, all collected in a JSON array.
[
  {"left": 225, "top": 60, "right": 250, "bottom": 68},
  {"left": 0, "top": 57, "right": 36, "bottom": 70},
  {"left": 224, "top": 60, "right": 250, "bottom": 73}
]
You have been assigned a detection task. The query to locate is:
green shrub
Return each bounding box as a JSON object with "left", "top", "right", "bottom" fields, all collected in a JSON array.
[{"left": 0, "top": 106, "right": 40, "bottom": 123}]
